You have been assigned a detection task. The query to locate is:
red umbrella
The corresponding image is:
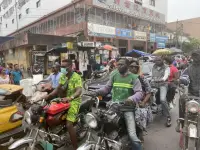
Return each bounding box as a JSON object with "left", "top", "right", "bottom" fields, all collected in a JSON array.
[{"left": 100, "top": 45, "right": 117, "bottom": 51}]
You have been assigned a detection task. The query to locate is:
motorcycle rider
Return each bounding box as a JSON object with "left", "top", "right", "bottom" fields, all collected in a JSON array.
[
  {"left": 179, "top": 49, "right": 200, "bottom": 127},
  {"left": 152, "top": 56, "right": 171, "bottom": 127},
  {"left": 89, "top": 58, "right": 143, "bottom": 150},
  {"left": 129, "top": 60, "right": 152, "bottom": 143},
  {"left": 129, "top": 60, "right": 152, "bottom": 107},
  {"left": 43, "top": 59, "right": 82, "bottom": 150}
]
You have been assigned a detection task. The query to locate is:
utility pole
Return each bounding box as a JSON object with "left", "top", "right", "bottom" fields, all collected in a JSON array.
[{"left": 175, "top": 20, "right": 184, "bottom": 49}]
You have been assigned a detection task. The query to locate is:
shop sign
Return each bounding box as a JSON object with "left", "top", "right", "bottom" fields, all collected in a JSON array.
[
  {"left": 116, "top": 28, "right": 133, "bottom": 38},
  {"left": 157, "top": 43, "right": 166, "bottom": 49},
  {"left": 150, "top": 33, "right": 156, "bottom": 42},
  {"left": 156, "top": 35, "right": 168, "bottom": 48},
  {"left": 82, "top": 42, "right": 95, "bottom": 47},
  {"left": 155, "top": 35, "right": 168, "bottom": 43},
  {"left": 88, "top": 22, "right": 116, "bottom": 37},
  {"left": 66, "top": 42, "right": 73, "bottom": 50},
  {"left": 134, "top": 31, "right": 147, "bottom": 41},
  {"left": 93, "top": 0, "right": 165, "bottom": 24}
]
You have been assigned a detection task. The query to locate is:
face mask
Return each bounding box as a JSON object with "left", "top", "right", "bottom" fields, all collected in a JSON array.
[{"left": 61, "top": 68, "right": 68, "bottom": 74}]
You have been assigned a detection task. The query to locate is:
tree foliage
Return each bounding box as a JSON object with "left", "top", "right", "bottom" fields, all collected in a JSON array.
[{"left": 182, "top": 38, "right": 200, "bottom": 53}]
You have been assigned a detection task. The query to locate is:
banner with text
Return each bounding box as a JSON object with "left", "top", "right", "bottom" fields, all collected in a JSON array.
[
  {"left": 93, "top": 0, "right": 165, "bottom": 24},
  {"left": 88, "top": 22, "right": 116, "bottom": 37}
]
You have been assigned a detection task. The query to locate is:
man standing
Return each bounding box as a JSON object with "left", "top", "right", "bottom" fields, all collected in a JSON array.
[
  {"left": 11, "top": 64, "right": 24, "bottom": 85},
  {"left": 46, "top": 64, "right": 61, "bottom": 89},
  {"left": 152, "top": 57, "right": 171, "bottom": 127},
  {"left": 89, "top": 58, "right": 143, "bottom": 150},
  {"left": 44, "top": 59, "right": 82, "bottom": 150}
]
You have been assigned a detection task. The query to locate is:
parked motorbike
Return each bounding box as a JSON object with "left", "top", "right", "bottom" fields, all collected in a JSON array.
[
  {"left": 83, "top": 70, "right": 109, "bottom": 90},
  {"left": 8, "top": 96, "right": 94, "bottom": 150},
  {"left": 78, "top": 97, "right": 144, "bottom": 150}
]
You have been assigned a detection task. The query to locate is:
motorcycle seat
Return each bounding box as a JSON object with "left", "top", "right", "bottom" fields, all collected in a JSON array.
[{"left": 119, "top": 106, "right": 135, "bottom": 112}]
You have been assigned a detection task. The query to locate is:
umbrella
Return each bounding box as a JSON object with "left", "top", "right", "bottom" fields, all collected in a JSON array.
[
  {"left": 152, "top": 48, "right": 173, "bottom": 56},
  {"left": 126, "top": 49, "right": 151, "bottom": 57},
  {"left": 99, "top": 45, "right": 117, "bottom": 51},
  {"left": 170, "top": 47, "right": 183, "bottom": 54}
]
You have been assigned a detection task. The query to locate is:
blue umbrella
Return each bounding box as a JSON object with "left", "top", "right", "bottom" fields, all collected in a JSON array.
[{"left": 125, "top": 49, "right": 151, "bottom": 57}]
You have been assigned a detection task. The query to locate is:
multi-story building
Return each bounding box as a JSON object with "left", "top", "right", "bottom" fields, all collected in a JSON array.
[
  {"left": 0, "top": 0, "right": 72, "bottom": 36},
  {"left": 0, "top": 0, "right": 169, "bottom": 71}
]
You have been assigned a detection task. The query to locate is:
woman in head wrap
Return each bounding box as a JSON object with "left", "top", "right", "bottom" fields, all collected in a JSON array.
[
  {"left": 129, "top": 60, "right": 152, "bottom": 106},
  {"left": 0, "top": 66, "right": 10, "bottom": 84}
]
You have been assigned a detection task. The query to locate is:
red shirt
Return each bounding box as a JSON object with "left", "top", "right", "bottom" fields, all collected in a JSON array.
[{"left": 168, "top": 65, "right": 178, "bottom": 82}]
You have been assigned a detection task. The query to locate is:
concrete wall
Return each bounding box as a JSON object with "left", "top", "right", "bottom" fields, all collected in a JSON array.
[
  {"left": 4, "top": 47, "right": 30, "bottom": 69},
  {"left": 143, "top": 0, "right": 168, "bottom": 22}
]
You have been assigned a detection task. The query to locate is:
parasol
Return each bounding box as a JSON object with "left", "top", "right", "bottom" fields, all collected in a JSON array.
[
  {"left": 125, "top": 49, "right": 151, "bottom": 58},
  {"left": 99, "top": 45, "right": 118, "bottom": 51},
  {"left": 152, "top": 48, "right": 173, "bottom": 56}
]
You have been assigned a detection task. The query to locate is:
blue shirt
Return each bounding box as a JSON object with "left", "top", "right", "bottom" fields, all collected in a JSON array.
[
  {"left": 11, "top": 70, "right": 22, "bottom": 85},
  {"left": 46, "top": 72, "right": 62, "bottom": 89}
]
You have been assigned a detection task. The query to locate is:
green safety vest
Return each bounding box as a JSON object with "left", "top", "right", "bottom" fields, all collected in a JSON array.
[{"left": 112, "top": 71, "right": 138, "bottom": 102}]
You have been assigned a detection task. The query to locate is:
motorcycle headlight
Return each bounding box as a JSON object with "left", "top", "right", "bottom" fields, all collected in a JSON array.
[
  {"left": 24, "top": 111, "right": 32, "bottom": 125},
  {"left": 187, "top": 100, "right": 200, "bottom": 114},
  {"left": 85, "top": 113, "right": 97, "bottom": 129}
]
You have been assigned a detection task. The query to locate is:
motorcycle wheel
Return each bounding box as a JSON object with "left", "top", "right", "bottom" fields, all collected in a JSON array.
[
  {"left": 119, "top": 135, "right": 132, "bottom": 150},
  {"left": 188, "top": 138, "right": 196, "bottom": 150},
  {"left": 11, "top": 143, "right": 44, "bottom": 150}
]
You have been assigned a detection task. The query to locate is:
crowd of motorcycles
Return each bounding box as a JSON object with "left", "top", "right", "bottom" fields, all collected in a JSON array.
[{"left": 0, "top": 60, "right": 200, "bottom": 150}]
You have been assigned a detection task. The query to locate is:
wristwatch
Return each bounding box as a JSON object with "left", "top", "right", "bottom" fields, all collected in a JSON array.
[{"left": 70, "top": 96, "right": 75, "bottom": 100}]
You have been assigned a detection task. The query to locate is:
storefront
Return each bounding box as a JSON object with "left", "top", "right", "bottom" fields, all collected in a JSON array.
[
  {"left": 133, "top": 31, "right": 147, "bottom": 51},
  {"left": 46, "top": 42, "right": 75, "bottom": 74}
]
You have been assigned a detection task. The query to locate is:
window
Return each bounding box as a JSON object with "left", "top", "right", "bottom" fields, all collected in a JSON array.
[
  {"left": 36, "top": 0, "right": 41, "bottom": 8},
  {"left": 5, "top": 24, "right": 7, "bottom": 28},
  {"left": 150, "top": 0, "right": 155, "bottom": 6},
  {"left": 26, "top": 8, "right": 29, "bottom": 14},
  {"left": 19, "top": 14, "right": 21, "bottom": 19},
  {"left": 12, "top": 19, "right": 14, "bottom": 24}
]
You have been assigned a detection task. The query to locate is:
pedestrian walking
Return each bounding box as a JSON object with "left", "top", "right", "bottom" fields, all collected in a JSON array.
[
  {"left": 0, "top": 66, "right": 10, "bottom": 84},
  {"left": 10, "top": 64, "right": 24, "bottom": 85}
]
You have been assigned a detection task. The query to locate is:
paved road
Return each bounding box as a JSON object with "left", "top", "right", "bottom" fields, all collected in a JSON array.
[{"left": 143, "top": 98, "right": 180, "bottom": 150}]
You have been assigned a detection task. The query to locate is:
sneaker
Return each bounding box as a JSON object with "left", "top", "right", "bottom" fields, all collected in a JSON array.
[{"left": 165, "top": 117, "right": 172, "bottom": 127}]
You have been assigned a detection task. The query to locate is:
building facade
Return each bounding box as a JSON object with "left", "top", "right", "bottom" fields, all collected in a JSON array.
[
  {"left": 0, "top": 0, "right": 72, "bottom": 36},
  {"left": 0, "top": 0, "right": 169, "bottom": 55}
]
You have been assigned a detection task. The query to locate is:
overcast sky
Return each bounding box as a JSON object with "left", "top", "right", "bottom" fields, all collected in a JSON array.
[{"left": 168, "top": 0, "right": 200, "bottom": 22}]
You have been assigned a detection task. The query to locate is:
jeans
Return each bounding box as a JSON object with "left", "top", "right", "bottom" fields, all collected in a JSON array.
[
  {"left": 160, "top": 85, "right": 170, "bottom": 117},
  {"left": 124, "top": 112, "right": 142, "bottom": 150}
]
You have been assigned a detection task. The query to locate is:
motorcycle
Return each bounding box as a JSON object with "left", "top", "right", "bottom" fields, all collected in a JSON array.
[
  {"left": 8, "top": 96, "right": 94, "bottom": 150},
  {"left": 177, "top": 95, "right": 200, "bottom": 150},
  {"left": 83, "top": 70, "right": 109, "bottom": 90},
  {"left": 78, "top": 97, "right": 144, "bottom": 150},
  {"left": 176, "top": 83, "right": 200, "bottom": 150}
]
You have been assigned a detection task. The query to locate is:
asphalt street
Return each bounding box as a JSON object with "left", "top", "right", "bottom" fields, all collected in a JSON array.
[{"left": 143, "top": 95, "right": 180, "bottom": 150}]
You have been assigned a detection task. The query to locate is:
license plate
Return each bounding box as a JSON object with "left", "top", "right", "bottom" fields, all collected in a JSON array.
[
  {"left": 189, "top": 124, "right": 197, "bottom": 138},
  {"left": 98, "top": 96, "right": 102, "bottom": 100}
]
